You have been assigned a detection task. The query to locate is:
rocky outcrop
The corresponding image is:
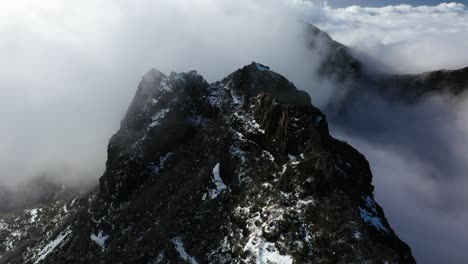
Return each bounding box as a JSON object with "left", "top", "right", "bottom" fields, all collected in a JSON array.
[
  {"left": 306, "top": 25, "right": 362, "bottom": 82},
  {"left": 0, "top": 63, "right": 414, "bottom": 263},
  {"left": 305, "top": 26, "right": 468, "bottom": 104},
  {"left": 379, "top": 67, "right": 468, "bottom": 102}
]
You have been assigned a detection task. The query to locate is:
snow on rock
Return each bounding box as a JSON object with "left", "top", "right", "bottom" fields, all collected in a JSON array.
[
  {"left": 233, "top": 111, "right": 265, "bottom": 135},
  {"left": 255, "top": 63, "right": 270, "bottom": 72},
  {"left": 249, "top": 118, "right": 265, "bottom": 134},
  {"left": 151, "top": 152, "right": 173, "bottom": 174},
  {"left": 152, "top": 251, "right": 165, "bottom": 263},
  {"left": 171, "top": 236, "right": 198, "bottom": 264},
  {"left": 34, "top": 228, "right": 72, "bottom": 263},
  {"left": 238, "top": 198, "right": 312, "bottom": 264},
  {"left": 243, "top": 235, "right": 293, "bottom": 264},
  {"left": 364, "top": 196, "right": 377, "bottom": 214},
  {"left": 230, "top": 90, "right": 244, "bottom": 106},
  {"left": 206, "top": 84, "right": 226, "bottom": 108},
  {"left": 28, "top": 208, "right": 40, "bottom": 223},
  {"left": 262, "top": 150, "right": 275, "bottom": 163},
  {"left": 203, "top": 163, "right": 227, "bottom": 200},
  {"left": 90, "top": 230, "right": 109, "bottom": 252},
  {"left": 359, "top": 207, "right": 389, "bottom": 233},
  {"left": 359, "top": 196, "right": 389, "bottom": 233},
  {"left": 5, "top": 231, "right": 21, "bottom": 250},
  {"left": 159, "top": 78, "right": 173, "bottom": 92},
  {"left": 70, "top": 197, "right": 78, "bottom": 207},
  {"left": 353, "top": 231, "right": 362, "bottom": 240},
  {"left": 0, "top": 220, "right": 8, "bottom": 231},
  {"left": 149, "top": 108, "right": 170, "bottom": 127}
]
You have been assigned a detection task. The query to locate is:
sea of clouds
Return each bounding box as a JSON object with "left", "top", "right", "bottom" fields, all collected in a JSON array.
[{"left": 307, "top": 3, "right": 468, "bottom": 263}]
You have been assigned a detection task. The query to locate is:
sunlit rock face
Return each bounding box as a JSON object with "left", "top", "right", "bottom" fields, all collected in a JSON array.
[{"left": 0, "top": 62, "right": 414, "bottom": 264}]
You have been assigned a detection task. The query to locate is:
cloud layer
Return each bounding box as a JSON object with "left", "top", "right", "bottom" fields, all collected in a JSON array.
[
  {"left": 310, "top": 2, "right": 468, "bottom": 73},
  {"left": 329, "top": 90, "right": 468, "bottom": 264},
  {"left": 314, "top": 3, "right": 468, "bottom": 263}
]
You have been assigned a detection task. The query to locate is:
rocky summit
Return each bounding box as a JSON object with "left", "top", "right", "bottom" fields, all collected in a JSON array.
[{"left": 0, "top": 62, "right": 415, "bottom": 263}]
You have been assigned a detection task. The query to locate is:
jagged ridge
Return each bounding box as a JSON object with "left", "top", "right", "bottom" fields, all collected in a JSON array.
[{"left": 1, "top": 62, "right": 414, "bottom": 263}]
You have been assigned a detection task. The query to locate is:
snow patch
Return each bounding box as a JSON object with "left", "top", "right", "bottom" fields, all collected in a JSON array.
[
  {"left": 5, "top": 231, "right": 21, "bottom": 250},
  {"left": 149, "top": 108, "right": 170, "bottom": 127},
  {"left": 29, "top": 208, "right": 40, "bottom": 223},
  {"left": 150, "top": 97, "right": 159, "bottom": 105},
  {"left": 90, "top": 230, "right": 109, "bottom": 252},
  {"left": 231, "top": 91, "right": 244, "bottom": 106},
  {"left": 171, "top": 236, "right": 198, "bottom": 264},
  {"left": 359, "top": 196, "right": 389, "bottom": 232},
  {"left": 234, "top": 111, "right": 265, "bottom": 134},
  {"left": 159, "top": 78, "right": 172, "bottom": 92},
  {"left": 203, "top": 163, "right": 227, "bottom": 200},
  {"left": 152, "top": 251, "right": 165, "bottom": 263},
  {"left": 70, "top": 197, "right": 78, "bottom": 207},
  {"left": 34, "top": 228, "right": 72, "bottom": 263},
  {"left": 359, "top": 207, "right": 389, "bottom": 233},
  {"left": 206, "top": 85, "right": 225, "bottom": 108},
  {"left": 243, "top": 235, "right": 293, "bottom": 264},
  {"left": 249, "top": 118, "right": 265, "bottom": 134},
  {"left": 262, "top": 150, "right": 275, "bottom": 162},
  {"left": 364, "top": 196, "right": 377, "bottom": 214},
  {"left": 230, "top": 145, "right": 247, "bottom": 163},
  {"left": 0, "top": 220, "right": 8, "bottom": 231},
  {"left": 353, "top": 231, "right": 362, "bottom": 240},
  {"left": 255, "top": 63, "right": 270, "bottom": 72}
]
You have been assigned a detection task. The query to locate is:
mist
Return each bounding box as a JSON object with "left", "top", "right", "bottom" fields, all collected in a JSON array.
[
  {"left": 1, "top": 1, "right": 468, "bottom": 263},
  {"left": 0, "top": 0, "right": 331, "bottom": 189},
  {"left": 311, "top": 3, "right": 468, "bottom": 263}
]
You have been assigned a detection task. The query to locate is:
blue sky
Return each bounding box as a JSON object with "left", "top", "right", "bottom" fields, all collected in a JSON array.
[{"left": 327, "top": 0, "right": 467, "bottom": 7}]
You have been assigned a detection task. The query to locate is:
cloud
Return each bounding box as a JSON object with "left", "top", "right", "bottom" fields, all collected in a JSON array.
[
  {"left": 0, "top": 0, "right": 331, "bottom": 188},
  {"left": 299, "top": 2, "right": 468, "bottom": 263},
  {"left": 335, "top": 131, "right": 468, "bottom": 264},
  {"left": 309, "top": 2, "right": 468, "bottom": 73}
]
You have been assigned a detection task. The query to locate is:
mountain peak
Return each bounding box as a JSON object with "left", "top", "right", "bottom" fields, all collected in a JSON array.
[
  {"left": 0, "top": 63, "right": 414, "bottom": 263},
  {"left": 225, "top": 62, "right": 312, "bottom": 107}
]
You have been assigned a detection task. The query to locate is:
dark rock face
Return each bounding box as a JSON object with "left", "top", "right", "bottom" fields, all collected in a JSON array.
[
  {"left": 0, "top": 63, "right": 414, "bottom": 263},
  {"left": 306, "top": 25, "right": 362, "bottom": 82},
  {"left": 306, "top": 26, "right": 468, "bottom": 105},
  {"left": 379, "top": 67, "right": 468, "bottom": 102}
]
